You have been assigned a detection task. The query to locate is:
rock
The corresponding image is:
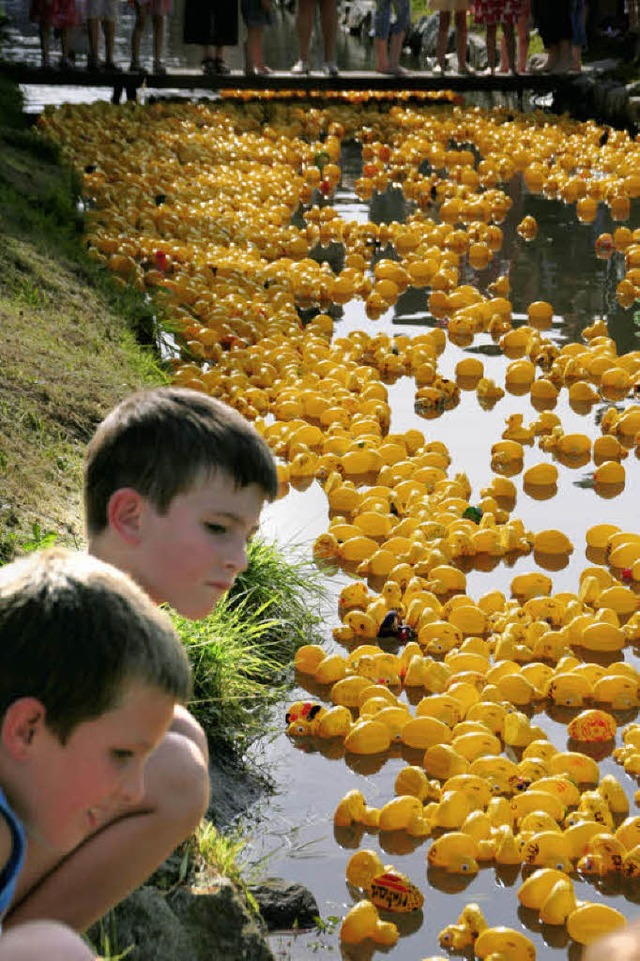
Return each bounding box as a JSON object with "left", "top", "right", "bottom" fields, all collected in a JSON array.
[
  {"left": 249, "top": 878, "right": 319, "bottom": 931},
  {"left": 170, "top": 881, "right": 275, "bottom": 960},
  {"left": 88, "top": 880, "right": 275, "bottom": 961}
]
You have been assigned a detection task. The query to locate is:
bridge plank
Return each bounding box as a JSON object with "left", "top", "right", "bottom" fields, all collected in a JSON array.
[{"left": 0, "top": 60, "right": 563, "bottom": 94}]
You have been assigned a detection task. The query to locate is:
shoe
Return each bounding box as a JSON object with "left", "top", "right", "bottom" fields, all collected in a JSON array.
[
  {"left": 129, "top": 59, "right": 144, "bottom": 73},
  {"left": 153, "top": 60, "right": 167, "bottom": 75},
  {"left": 378, "top": 63, "right": 409, "bottom": 75},
  {"left": 59, "top": 55, "right": 74, "bottom": 70},
  {"left": 432, "top": 62, "right": 445, "bottom": 75},
  {"left": 458, "top": 63, "right": 475, "bottom": 75},
  {"left": 291, "top": 58, "right": 310, "bottom": 74},
  {"left": 104, "top": 61, "right": 122, "bottom": 72},
  {"left": 202, "top": 57, "right": 230, "bottom": 75},
  {"left": 255, "top": 64, "right": 273, "bottom": 75},
  {"left": 86, "top": 55, "right": 98, "bottom": 71},
  {"left": 321, "top": 61, "right": 339, "bottom": 76}
]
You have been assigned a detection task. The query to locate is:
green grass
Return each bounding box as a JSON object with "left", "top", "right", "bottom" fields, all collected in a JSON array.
[{"left": 176, "top": 538, "right": 325, "bottom": 757}]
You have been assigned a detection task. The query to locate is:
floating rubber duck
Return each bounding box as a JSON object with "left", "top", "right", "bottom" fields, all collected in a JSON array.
[
  {"left": 475, "top": 926, "right": 536, "bottom": 961},
  {"left": 427, "top": 831, "right": 479, "bottom": 874},
  {"left": 567, "top": 709, "right": 617, "bottom": 742},
  {"left": 439, "top": 902, "right": 488, "bottom": 950},
  {"left": 518, "top": 868, "right": 572, "bottom": 910},
  {"left": 340, "top": 899, "right": 399, "bottom": 945},
  {"left": 345, "top": 849, "right": 425, "bottom": 912},
  {"left": 334, "top": 789, "right": 380, "bottom": 828},
  {"left": 566, "top": 902, "right": 627, "bottom": 945},
  {"left": 285, "top": 701, "right": 325, "bottom": 737}
]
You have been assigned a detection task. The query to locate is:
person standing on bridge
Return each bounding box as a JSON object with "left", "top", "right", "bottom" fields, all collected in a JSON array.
[
  {"left": 30, "top": 0, "right": 78, "bottom": 69},
  {"left": 430, "top": 0, "right": 474, "bottom": 73},
  {"left": 374, "top": 0, "right": 411, "bottom": 74},
  {"left": 290, "top": 0, "right": 339, "bottom": 76},
  {"left": 183, "top": 0, "right": 238, "bottom": 74},
  {"left": 129, "top": 0, "right": 171, "bottom": 74},
  {"left": 474, "top": 0, "right": 521, "bottom": 73}
]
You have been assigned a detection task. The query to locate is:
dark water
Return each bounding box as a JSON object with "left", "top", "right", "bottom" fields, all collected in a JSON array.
[{"left": 252, "top": 156, "right": 640, "bottom": 959}]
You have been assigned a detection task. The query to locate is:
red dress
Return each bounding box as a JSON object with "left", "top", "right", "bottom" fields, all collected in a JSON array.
[
  {"left": 30, "top": 0, "right": 78, "bottom": 27},
  {"left": 473, "top": 0, "right": 522, "bottom": 24}
]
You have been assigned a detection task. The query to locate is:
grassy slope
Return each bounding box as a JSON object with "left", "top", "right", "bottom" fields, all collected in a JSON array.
[{"left": 0, "top": 78, "right": 165, "bottom": 558}]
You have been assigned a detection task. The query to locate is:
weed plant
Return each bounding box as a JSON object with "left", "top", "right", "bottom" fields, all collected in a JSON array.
[{"left": 177, "top": 538, "right": 326, "bottom": 757}]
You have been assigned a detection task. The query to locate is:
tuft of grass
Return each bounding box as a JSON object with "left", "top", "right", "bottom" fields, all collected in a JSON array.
[
  {"left": 228, "top": 538, "right": 326, "bottom": 663},
  {"left": 176, "top": 538, "right": 325, "bottom": 757}
]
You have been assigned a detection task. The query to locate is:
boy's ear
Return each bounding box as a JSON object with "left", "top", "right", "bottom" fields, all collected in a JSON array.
[
  {"left": 1, "top": 698, "right": 47, "bottom": 761},
  {"left": 108, "top": 488, "right": 146, "bottom": 545}
]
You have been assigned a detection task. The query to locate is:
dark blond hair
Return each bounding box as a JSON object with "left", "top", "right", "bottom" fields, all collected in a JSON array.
[
  {"left": 84, "top": 387, "right": 278, "bottom": 536},
  {"left": 0, "top": 548, "right": 192, "bottom": 742}
]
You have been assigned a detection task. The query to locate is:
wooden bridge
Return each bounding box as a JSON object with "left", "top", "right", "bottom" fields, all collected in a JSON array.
[{"left": 0, "top": 59, "right": 567, "bottom": 104}]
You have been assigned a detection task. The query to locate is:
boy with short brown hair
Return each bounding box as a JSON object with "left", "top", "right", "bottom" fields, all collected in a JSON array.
[
  {"left": 0, "top": 547, "right": 192, "bottom": 959},
  {"left": 7, "top": 387, "right": 278, "bottom": 933}
]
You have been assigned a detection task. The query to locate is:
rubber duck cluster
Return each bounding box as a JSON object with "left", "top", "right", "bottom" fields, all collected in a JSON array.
[{"left": 38, "top": 94, "right": 640, "bottom": 960}]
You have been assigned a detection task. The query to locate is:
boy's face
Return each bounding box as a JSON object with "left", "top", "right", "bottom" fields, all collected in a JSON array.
[
  {"left": 135, "top": 472, "right": 265, "bottom": 620},
  {"left": 23, "top": 682, "right": 175, "bottom": 853}
]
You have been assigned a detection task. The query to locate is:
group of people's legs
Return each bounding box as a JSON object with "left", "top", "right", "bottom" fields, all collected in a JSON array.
[{"left": 29, "top": 0, "right": 592, "bottom": 82}]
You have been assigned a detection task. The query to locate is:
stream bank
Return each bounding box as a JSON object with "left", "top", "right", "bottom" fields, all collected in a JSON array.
[{"left": 0, "top": 77, "right": 317, "bottom": 959}]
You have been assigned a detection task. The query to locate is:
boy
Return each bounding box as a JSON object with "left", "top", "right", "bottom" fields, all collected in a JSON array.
[
  {"left": 0, "top": 547, "right": 192, "bottom": 960},
  {"left": 6, "top": 387, "right": 278, "bottom": 933}
]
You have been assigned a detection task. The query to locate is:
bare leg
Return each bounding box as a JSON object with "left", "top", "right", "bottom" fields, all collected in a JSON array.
[
  {"left": 130, "top": 3, "right": 146, "bottom": 66},
  {"left": 6, "top": 716, "right": 209, "bottom": 933},
  {"left": 389, "top": 29, "right": 405, "bottom": 69},
  {"left": 318, "top": 0, "right": 337, "bottom": 61},
  {"left": 0, "top": 921, "right": 95, "bottom": 961},
  {"left": 87, "top": 17, "right": 99, "bottom": 66},
  {"left": 296, "top": 0, "right": 315, "bottom": 61},
  {"left": 103, "top": 18, "right": 116, "bottom": 66},
  {"left": 486, "top": 22, "right": 497, "bottom": 71},
  {"left": 375, "top": 37, "right": 389, "bottom": 70},
  {"left": 516, "top": 10, "right": 530, "bottom": 70},
  {"left": 246, "top": 25, "right": 264, "bottom": 70},
  {"left": 503, "top": 22, "right": 516, "bottom": 70},
  {"left": 436, "top": 10, "right": 451, "bottom": 67},
  {"left": 60, "top": 25, "right": 70, "bottom": 61},
  {"left": 153, "top": 13, "right": 165, "bottom": 65},
  {"left": 454, "top": 9, "right": 468, "bottom": 69}
]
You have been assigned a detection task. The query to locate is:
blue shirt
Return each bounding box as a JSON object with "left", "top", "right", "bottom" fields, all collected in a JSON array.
[{"left": 0, "top": 787, "right": 26, "bottom": 923}]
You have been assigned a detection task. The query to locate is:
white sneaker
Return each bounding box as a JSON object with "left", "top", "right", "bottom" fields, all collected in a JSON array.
[
  {"left": 321, "top": 61, "right": 339, "bottom": 76},
  {"left": 291, "top": 59, "right": 310, "bottom": 74}
]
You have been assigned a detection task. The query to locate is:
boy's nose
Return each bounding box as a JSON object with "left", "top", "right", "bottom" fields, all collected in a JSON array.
[
  {"left": 225, "top": 539, "right": 248, "bottom": 575},
  {"left": 120, "top": 766, "right": 146, "bottom": 806}
]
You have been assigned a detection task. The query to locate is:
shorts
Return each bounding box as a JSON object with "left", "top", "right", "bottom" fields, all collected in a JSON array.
[
  {"left": 30, "top": 0, "right": 79, "bottom": 27},
  {"left": 85, "top": 0, "right": 118, "bottom": 18},
  {"left": 241, "top": 0, "right": 273, "bottom": 27},
  {"left": 429, "top": 0, "right": 471, "bottom": 12},
  {"left": 374, "top": 0, "right": 411, "bottom": 37},
  {"left": 128, "top": 0, "right": 172, "bottom": 13},
  {"left": 570, "top": 0, "right": 586, "bottom": 46}
]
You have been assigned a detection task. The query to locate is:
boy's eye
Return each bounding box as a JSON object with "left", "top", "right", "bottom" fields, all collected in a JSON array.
[
  {"left": 205, "top": 523, "right": 227, "bottom": 535},
  {"left": 111, "top": 749, "right": 134, "bottom": 763}
]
